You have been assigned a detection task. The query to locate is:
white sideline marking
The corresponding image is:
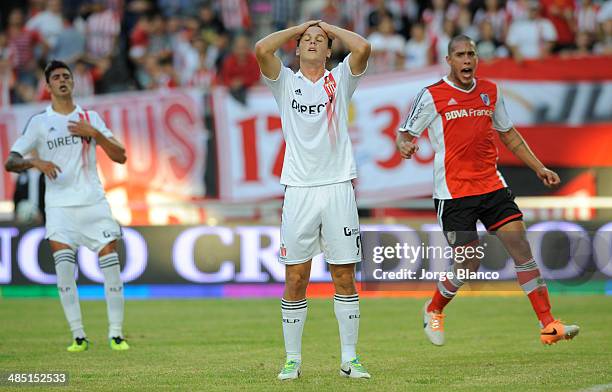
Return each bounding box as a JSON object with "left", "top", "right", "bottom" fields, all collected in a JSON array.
[{"left": 577, "top": 384, "right": 612, "bottom": 392}]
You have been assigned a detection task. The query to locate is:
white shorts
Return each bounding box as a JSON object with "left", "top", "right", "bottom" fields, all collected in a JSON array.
[
  {"left": 45, "top": 201, "right": 122, "bottom": 253},
  {"left": 280, "top": 181, "right": 361, "bottom": 265}
]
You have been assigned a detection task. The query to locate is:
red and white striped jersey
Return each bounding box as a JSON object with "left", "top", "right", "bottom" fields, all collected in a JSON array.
[
  {"left": 399, "top": 76, "right": 513, "bottom": 200},
  {"left": 86, "top": 9, "right": 120, "bottom": 59}
]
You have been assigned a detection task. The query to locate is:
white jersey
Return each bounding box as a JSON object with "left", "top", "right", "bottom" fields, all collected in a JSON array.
[
  {"left": 10, "top": 105, "right": 113, "bottom": 208},
  {"left": 263, "top": 54, "right": 365, "bottom": 187}
]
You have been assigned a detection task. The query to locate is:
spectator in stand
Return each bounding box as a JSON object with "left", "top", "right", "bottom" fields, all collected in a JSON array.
[
  {"left": 218, "top": 0, "right": 251, "bottom": 33},
  {"left": 219, "top": 34, "right": 259, "bottom": 103},
  {"left": 25, "top": 0, "right": 64, "bottom": 50},
  {"left": 577, "top": 0, "right": 600, "bottom": 35},
  {"left": 560, "top": 30, "right": 593, "bottom": 56},
  {"left": 50, "top": 12, "right": 86, "bottom": 67},
  {"left": 506, "top": 1, "right": 557, "bottom": 60},
  {"left": 6, "top": 8, "right": 48, "bottom": 89},
  {"left": 404, "top": 23, "right": 432, "bottom": 69},
  {"left": 506, "top": 0, "right": 531, "bottom": 22},
  {"left": 368, "top": 15, "right": 405, "bottom": 73},
  {"left": 434, "top": 18, "right": 457, "bottom": 64},
  {"left": 368, "top": 0, "right": 395, "bottom": 34},
  {"left": 198, "top": 4, "right": 227, "bottom": 46},
  {"left": 473, "top": 0, "right": 508, "bottom": 41},
  {"left": 137, "top": 55, "right": 177, "bottom": 89},
  {"left": 0, "top": 42, "right": 15, "bottom": 108},
  {"left": 422, "top": 0, "right": 448, "bottom": 39},
  {"left": 594, "top": 14, "right": 612, "bottom": 56},
  {"left": 312, "top": 0, "right": 347, "bottom": 28},
  {"left": 147, "top": 13, "right": 173, "bottom": 61},
  {"left": 85, "top": 0, "right": 121, "bottom": 61},
  {"left": 185, "top": 37, "right": 216, "bottom": 89},
  {"left": 541, "top": 0, "right": 576, "bottom": 51},
  {"left": 476, "top": 19, "right": 508, "bottom": 60},
  {"left": 271, "top": 0, "right": 299, "bottom": 30},
  {"left": 456, "top": 7, "right": 479, "bottom": 39}
]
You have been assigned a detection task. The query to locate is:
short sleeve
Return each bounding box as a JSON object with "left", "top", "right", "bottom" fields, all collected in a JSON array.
[
  {"left": 493, "top": 85, "right": 513, "bottom": 132},
  {"left": 398, "top": 88, "right": 437, "bottom": 137},
  {"left": 88, "top": 111, "right": 114, "bottom": 138},
  {"left": 336, "top": 53, "right": 367, "bottom": 98},
  {"left": 262, "top": 65, "right": 292, "bottom": 103},
  {"left": 11, "top": 115, "right": 41, "bottom": 156}
]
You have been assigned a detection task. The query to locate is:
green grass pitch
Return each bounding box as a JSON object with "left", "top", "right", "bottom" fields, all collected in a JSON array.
[{"left": 0, "top": 296, "right": 610, "bottom": 391}]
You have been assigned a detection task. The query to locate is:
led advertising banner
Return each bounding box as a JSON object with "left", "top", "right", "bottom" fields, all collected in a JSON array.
[{"left": 1, "top": 222, "right": 611, "bottom": 287}]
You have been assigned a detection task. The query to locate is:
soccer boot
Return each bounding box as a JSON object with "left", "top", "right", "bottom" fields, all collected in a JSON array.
[
  {"left": 540, "top": 320, "right": 580, "bottom": 345},
  {"left": 67, "top": 337, "right": 89, "bottom": 352},
  {"left": 423, "top": 299, "right": 445, "bottom": 346},
  {"left": 277, "top": 359, "right": 301, "bottom": 380},
  {"left": 110, "top": 336, "right": 130, "bottom": 351},
  {"left": 339, "top": 357, "right": 371, "bottom": 379}
]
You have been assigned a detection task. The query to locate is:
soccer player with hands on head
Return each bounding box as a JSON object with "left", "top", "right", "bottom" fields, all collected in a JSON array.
[
  {"left": 5, "top": 60, "right": 130, "bottom": 352},
  {"left": 397, "top": 35, "right": 578, "bottom": 347},
  {"left": 255, "top": 20, "right": 371, "bottom": 380}
]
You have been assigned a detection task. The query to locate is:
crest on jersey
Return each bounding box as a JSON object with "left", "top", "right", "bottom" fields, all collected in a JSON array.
[{"left": 480, "top": 93, "right": 490, "bottom": 106}]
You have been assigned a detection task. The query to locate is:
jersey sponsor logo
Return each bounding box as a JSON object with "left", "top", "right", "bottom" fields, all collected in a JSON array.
[
  {"left": 480, "top": 93, "right": 490, "bottom": 105},
  {"left": 291, "top": 98, "right": 327, "bottom": 115},
  {"left": 444, "top": 108, "right": 493, "bottom": 121},
  {"left": 46, "top": 135, "right": 92, "bottom": 150}
]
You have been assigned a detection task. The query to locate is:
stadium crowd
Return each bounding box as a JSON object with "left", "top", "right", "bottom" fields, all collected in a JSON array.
[{"left": 0, "top": 0, "right": 610, "bottom": 105}]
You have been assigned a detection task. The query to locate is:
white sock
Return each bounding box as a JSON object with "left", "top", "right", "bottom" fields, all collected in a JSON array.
[
  {"left": 53, "top": 249, "right": 85, "bottom": 339},
  {"left": 281, "top": 298, "right": 307, "bottom": 362},
  {"left": 334, "top": 293, "right": 360, "bottom": 363},
  {"left": 99, "top": 253, "right": 124, "bottom": 339}
]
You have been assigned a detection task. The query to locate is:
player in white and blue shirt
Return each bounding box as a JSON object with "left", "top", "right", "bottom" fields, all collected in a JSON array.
[
  {"left": 256, "top": 20, "right": 371, "bottom": 380},
  {"left": 5, "top": 60, "right": 130, "bottom": 352}
]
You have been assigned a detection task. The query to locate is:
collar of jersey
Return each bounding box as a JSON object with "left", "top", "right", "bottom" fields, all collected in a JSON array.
[
  {"left": 46, "top": 104, "right": 82, "bottom": 117},
  {"left": 442, "top": 76, "right": 477, "bottom": 94},
  {"left": 295, "top": 69, "right": 331, "bottom": 85}
]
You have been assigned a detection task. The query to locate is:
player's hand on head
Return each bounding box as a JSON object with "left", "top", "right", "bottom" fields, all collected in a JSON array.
[
  {"left": 32, "top": 159, "right": 61, "bottom": 180},
  {"left": 318, "top": 22, "right": 336, "bottom": 39},
  {"left": 536, "top": 167, "right": 561, "bottom": 188},
  {"left": 397, "top": 140, "right": 419, "bottom": 159},
  {"left": 68, "top": 120, "right": 97, "bottom": 138},
  {"left": 295, "top": 20, "right": 322, "bottom": 37}
]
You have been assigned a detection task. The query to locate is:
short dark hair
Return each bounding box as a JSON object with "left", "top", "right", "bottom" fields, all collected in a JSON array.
[
  {"left": 447, "top": 35, "right": 475, "bottom": 55},
  {"left": 44, "top": 60, "right": 72, "bottom": 83}
]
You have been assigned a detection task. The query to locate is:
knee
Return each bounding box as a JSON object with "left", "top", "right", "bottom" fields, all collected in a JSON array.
[
  {"left": 285, "top": 271, "right": 309, "bottom": 297},
  {"left": 332, "top": 268, "right": 356, "bottom": 294}
]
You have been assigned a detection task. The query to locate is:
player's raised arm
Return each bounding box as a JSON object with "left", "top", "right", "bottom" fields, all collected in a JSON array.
[
  {"left": 318, "top": 22, "right": 370, "bottom": 75},
  {"left": 255, "top": 20, "right": 321, "bottom": 80},
  {"left": 498, "top": 128, "right": 560, "bottom": 188}
]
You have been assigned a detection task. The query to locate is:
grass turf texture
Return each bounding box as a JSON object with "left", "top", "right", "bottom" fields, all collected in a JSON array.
[{"left": 0, "top": 296, "right": 610, "bottom": 391}]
